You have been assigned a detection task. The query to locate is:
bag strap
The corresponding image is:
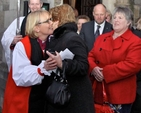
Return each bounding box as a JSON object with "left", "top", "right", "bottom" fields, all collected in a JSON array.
[
  {"left": 62, "top": 61, "right": 66, "bottom": 79},
  {"left": 93, "top": 81, "right": 108, "bottom": 103},
  {"left": 102, "top": 82, "right": 121, "bottom": 112},
  {"left": 102, "top": 82, "right": 108, "bottom": 103},
  {"left": 56, "top": 61, "right": 66, "bottom": 79}
]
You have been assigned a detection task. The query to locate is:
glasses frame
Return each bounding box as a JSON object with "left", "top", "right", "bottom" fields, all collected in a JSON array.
[{"left": 38, "top": 18, "right": 52, "bottom": 24}]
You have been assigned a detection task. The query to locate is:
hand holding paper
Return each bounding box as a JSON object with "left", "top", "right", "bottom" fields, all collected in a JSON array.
[
  {"left": 59, "top": 48, "right": 74, "bottom": 60},
  {"left": 41, "top": 48, "right": 74, "bottom": 75}
]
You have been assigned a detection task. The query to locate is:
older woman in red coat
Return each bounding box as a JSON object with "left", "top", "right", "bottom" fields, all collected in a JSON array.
[{"left": 88, "top": 6, "right": 141, "bottom": 113}]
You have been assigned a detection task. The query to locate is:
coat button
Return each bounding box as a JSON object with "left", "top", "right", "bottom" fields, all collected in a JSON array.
[
  {"left": 95, "top": 60, "right": 99, "bottom": 64},
  {"left": 99, "top": 48, "right": 102, "bottom": 51}
]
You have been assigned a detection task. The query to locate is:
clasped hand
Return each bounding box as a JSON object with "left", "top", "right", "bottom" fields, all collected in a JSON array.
[
  {"left": 12, "top": 35, "right": 23, "bottom": 45},
  {"left": 91, "top": 66, "right": 104, "bottom": 82},
  {"left": 44, "top": 51, "right": 62, "bottom": 71}
]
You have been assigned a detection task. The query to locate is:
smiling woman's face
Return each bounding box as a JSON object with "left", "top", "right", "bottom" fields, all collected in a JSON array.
[
  {"left": 112, "top": 12, "right": 130, "bottom": 33},
  {"left": 36, "top": 13, "right": 53, "bottom": 37}
]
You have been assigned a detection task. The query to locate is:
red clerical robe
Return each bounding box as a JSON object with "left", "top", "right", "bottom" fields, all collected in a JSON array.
[{"left": 2, "top": 36, "right": 31, "bottom": 113}]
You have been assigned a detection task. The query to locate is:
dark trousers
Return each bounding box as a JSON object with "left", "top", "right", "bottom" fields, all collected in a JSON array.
[
  {"left": 131, "top": 93, "right": 141, "bottom": 113},
  {"left": 118, "top": 104, "right": 132, "bottom": 113}
]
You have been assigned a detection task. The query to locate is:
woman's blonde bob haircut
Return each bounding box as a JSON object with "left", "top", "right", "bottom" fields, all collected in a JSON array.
[
  {"left": 25, "top": 9, "right": 50, "bottom": 38},
  {"left": 49, "top": 4, "right": 76, "bottom": 27}
]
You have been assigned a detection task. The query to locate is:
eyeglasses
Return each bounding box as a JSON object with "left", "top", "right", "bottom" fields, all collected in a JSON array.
[{"left": 38, "top": 18, "right": 52, "bottom": 24}]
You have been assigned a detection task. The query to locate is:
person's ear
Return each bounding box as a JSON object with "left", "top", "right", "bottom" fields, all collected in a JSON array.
[
  {"left": 40, "top": 2, "right": 43, "bottom": 8},
  {"left": 127, "top": 21, "right": 131, "bottom": 27},
  {"left": 34, "top": 25, "right": 40, "bottom": 33}
]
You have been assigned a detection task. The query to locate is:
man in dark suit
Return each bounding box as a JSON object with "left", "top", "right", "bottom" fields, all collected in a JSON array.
[{"left": 79, "top": 4, "right": 113, "bottom": 51}]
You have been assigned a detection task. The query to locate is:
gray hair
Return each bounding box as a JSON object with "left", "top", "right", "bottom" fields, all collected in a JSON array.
[{"left": 113, "top": 6, "right": 133, "bottom": 28}]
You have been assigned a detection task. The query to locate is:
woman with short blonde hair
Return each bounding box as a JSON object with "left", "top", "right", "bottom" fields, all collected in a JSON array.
[{"left": 2, "top": 9, "right": 54, "bottom": 113}]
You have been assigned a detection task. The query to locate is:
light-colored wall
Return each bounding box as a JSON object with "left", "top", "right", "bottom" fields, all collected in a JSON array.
[
  {"left": 103, "top": 0, "right": 141, "bottom": 24},
  {"left": 103, "top": 0, "right": 116, "bottom": 14}
]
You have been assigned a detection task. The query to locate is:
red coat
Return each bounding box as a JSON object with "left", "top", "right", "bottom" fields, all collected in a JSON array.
[
  {"left": 2, "top": 36, "right": 31, "bottom": 113},
  {"left": 88, "top": 29, "right": 141, "bottom": 104}
]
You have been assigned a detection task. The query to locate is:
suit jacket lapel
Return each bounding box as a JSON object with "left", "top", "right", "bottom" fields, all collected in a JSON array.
[
  {"left": 90, "top": 21, "right": 95, "bottom": 42},
  {"left": 90, "top": 21, "right": 95, "bottom": 37},
  {"left": 102, "top": 21, "right": 112, "bottom": 34}
]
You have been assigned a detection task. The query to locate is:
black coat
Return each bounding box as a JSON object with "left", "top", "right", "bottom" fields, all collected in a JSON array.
[
  {"left": 45, "top": 22, "right": 94, "bottom": 113},
  {"left": 131, "top": 27, "right": 141, "bottom": 96},
  {"left": 79, "top": 21, "right": 113, "bottom": 51},
  {"left": 130, "top": 27, "right": 141, "bottom": 112}
]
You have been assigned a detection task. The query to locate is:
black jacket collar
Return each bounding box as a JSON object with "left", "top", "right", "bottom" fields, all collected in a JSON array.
[{"left": 53, "top": 22, "right": 77, "bottom": 38}]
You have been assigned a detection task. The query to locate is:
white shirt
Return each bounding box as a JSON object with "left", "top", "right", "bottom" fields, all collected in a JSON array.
[
  {"left": 12, "top": 42, "right": 74, "bottom": 87},
  {"left": 12, "top": 42, "right": 45, "bottom": 87},
  {"left": 1, "top": 16, "right": 25, "bottom": 71},
  {"left": 94, "top": 21, "right": 105, "bottom": 35}
]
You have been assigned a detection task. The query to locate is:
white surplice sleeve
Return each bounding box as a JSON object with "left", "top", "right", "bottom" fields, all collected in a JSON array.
[
  {"left": 12, "top": 41, "right": 45, "bottom": 87},
  {"left": 1, "top": 16, "right": 25, "bottom": 71}
]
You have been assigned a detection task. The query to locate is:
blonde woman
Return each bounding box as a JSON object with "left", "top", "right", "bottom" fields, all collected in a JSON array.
[
  {"left": 106, "top": 9, "right": 112, "bottom": 23},
  {"left": 2, "top": 10, "right": 54, "bottom": 113}
]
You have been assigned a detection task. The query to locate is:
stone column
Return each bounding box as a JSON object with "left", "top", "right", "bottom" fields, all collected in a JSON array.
[
  {"left": 103, "top": 0, "right": 116, "bottom": 13},
  {"left": 115, "top": 0, "right": 130, "bottom": 7}
]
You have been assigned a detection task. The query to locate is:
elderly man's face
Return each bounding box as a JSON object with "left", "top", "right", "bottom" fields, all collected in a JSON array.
[{"left": 93, "top": 5, "right": 106, "bottom": 24}]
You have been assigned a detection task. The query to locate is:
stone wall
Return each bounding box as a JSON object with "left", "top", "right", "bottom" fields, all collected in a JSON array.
[
  {"left": 0, "top": 0, "right": 10, "bottom": 111},
  {"left": 103, "top": 0, "right": 141, "bottom": 24},
  {"left": 0, "top": 0, "right": 11, "bottom": 111},
  {"left": 0, "top": 62, "right": 8, "bottom": 112},
  {"left": 114, "top": 0, "right": 141, "bottom": 24}
]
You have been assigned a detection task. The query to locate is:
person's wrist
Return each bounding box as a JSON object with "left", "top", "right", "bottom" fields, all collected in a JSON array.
[{"left": 10, "top": 43, "right": 15, "bottom": 50}]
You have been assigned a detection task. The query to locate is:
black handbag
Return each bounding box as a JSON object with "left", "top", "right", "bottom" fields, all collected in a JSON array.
[{"left": 46, "top": 61, "right": 71, "bottom": 107}]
